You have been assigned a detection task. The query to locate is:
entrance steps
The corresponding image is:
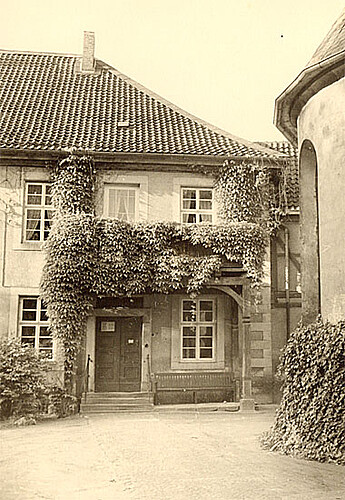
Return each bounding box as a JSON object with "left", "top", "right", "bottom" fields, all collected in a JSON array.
[{"left": 80, "top": 392, "right": 154, "bottom": 414}]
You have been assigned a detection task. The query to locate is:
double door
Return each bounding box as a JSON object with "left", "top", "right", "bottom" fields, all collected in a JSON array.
[{"left": 95, "top": 317, "right": 141, "bottom": 392}]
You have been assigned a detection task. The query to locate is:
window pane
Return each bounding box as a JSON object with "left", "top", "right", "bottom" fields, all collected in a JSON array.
[
  {"left": 23, "top": 298, "right": 38, "bottom": 310},
  {"left": 199, "top": 200, "right": 212, "bottom": 210},
  {"left": 39, "top": 338, "right": 53, "bottom": 348},
  {"left": 22, "top": 338, "right": 35, "bottom": 347},
  {"left": 183, "top": 349, "right": 196, "bottom": 359},
  {"left": 199, "top": 214, "right": 212, "bottom": 223},
  {"left": 40, "top": 309, "right": 48, "bottom": 322},
  {"left": 200, "top": 337, "right": 212, "bottom": 348},
  {"left": 21, "top": 326, "right": 36, "bottom": 336},
  {"left": 200, "top": 326, "right": 213, "bottom": 337},
  {"left": 183, "top": 337, "right": 196, "bottom": 347},
  {"left": 26, "top": 209, "right": 41, "bottom": 220},
  {"left": 200, "top": 348, "right": 213, "bottom": 358},
  {"left": 182, "top": 326, "right": 196, "bottom": 336},
  {"left": 182, "top": 213, "right": 196, "bottom": 224},
  {"left": 22, "top": 310, "right": 37, "bottom": 321},
  {"left": 28, "top": 184, "right": 43, "bottom": 195},
  {"left": 26, "top": 230, "right": 40, "bottom": 241},
  {"left": 182, "top": 189, "right": 196, "bottom": 200},
  {"left": 39, "top": 326, "right": 50, "bottom": 336},
  {"left": 199, "top": 190, "right": 212, "bottom": 200},
  {"left": 183, "top": 200, "right": 196, "bottom": 210}
]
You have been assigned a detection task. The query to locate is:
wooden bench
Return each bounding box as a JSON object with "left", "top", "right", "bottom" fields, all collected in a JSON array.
[{"left": 153, "top": 372, "right": 234, "bottom": 405}]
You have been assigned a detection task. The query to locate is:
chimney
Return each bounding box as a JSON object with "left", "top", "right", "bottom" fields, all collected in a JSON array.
[{"left": 82, "top": 31, "right": 95, "bottom": 72}]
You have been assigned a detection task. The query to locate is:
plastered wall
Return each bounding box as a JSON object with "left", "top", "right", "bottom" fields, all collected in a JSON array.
[{"left": 299, "top": 78, "right": 345, "bottom": 322}]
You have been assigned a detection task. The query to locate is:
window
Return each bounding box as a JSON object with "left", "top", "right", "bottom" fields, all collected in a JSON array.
[
  {"left": 104, "top": 185, "right": 138, "bottom": 221},
  {"left": 181, "top": 188, "right": 213, "bottom": 224},
  {"left": 24, "top": 183, "right": 53, "bottom": 241},
  {"left": 19, "top": 297, "right": 53, "bottom": 359},
  {"left": 181, "top": 299, "right": 215, "bottom": 360}
]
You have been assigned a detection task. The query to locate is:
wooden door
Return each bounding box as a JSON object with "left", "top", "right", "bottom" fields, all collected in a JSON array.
[
  {"left": 119, "top": 317, "right": 142, "bottom": 391},
  {"left": 95, "top": 317, "right": 141, "bottom": 392}
]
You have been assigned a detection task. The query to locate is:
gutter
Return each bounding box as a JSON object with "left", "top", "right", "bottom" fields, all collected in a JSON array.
[{"left": 274, "top": 50, "right": 345, "bottom": 143}]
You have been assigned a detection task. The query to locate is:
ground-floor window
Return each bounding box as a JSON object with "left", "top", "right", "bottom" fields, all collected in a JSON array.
[
  {"left": 181, "top": 299, "right": 215, "bottom": 360},
  {"left": 19, "top": 297, "right": 53, "bottom": 359}
]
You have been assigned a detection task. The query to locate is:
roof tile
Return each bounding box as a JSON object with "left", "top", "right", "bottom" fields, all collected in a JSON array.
[{"left": 1, "top": 51, "right": 281, "bottom": 159}]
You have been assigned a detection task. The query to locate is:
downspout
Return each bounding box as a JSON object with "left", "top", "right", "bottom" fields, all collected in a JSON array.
[{"left": 284, "top": 226, "right": 290, "bottom": 339}]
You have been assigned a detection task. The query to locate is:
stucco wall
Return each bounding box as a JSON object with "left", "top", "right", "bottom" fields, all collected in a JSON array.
[{"left": 298, "top": 77, "right": 345, "bottom": 322}]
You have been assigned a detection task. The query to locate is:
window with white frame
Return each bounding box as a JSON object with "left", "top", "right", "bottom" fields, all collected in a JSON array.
[
  {"left": 24, "top": 183, "right": 54, "bottom": 241},
  {"left": 181, "top": 299, "right": 215, "bottom": 360},
  {"left": 19, "top": 297, "right": 53, "bottom": 359},
  {"left": 181, "top": 188, "right": 213, "bottom": 224},
  {"left": 104, "top": 185, "right": 139, "bottom": 221}
]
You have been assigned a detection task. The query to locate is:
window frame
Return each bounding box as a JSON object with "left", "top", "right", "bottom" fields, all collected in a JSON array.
[
  {"left": 180, "top": 187, "right": 214, "bottom": 225},
  {"left": 180, "top": 298, "right": 216, "bottom": 361},
  {"left": 19, "top": 296, "right": 54, "bottom": 359},
  {"left": 24, "top": 182, "right": 54, "bottom": 242},
  {"left": 103, "top": 184, "right": 139, "bottom": 222}
]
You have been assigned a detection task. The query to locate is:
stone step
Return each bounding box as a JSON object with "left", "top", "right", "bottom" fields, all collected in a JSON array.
[
  {"left": 81, "top": 404, "right": 153, "bottom": 411},
  {"left": 85, "top": 392, "right": 149, "bottom": 399},
  {"left": 80, "top": 392, "right": 154, "bottom": 414},
  {"left": 82, "top": 398, "right": 152, "bottom": 404}
]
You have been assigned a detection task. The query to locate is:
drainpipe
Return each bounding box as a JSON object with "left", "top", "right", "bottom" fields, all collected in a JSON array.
[{"left": 284, "top": 227, "right": 290, "bottom": 339}]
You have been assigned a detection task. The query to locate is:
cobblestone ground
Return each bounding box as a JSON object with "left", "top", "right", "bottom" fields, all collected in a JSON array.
[{"left": 1, "top": 409, "right": 344, "bottom": 500}]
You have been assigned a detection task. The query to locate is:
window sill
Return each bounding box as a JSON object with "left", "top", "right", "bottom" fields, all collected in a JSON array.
[{"left": 13, "top": 242, "right": 45, "bottom": 252}]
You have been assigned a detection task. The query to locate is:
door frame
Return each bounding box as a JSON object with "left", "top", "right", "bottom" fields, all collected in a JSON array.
[{"left": 85, "top": 308, "right": 152, "bottom": 393}]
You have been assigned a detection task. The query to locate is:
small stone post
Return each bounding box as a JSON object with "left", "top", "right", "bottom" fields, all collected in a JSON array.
[{"left": 240, "top": 279, "right": 255, "bottom": 411}]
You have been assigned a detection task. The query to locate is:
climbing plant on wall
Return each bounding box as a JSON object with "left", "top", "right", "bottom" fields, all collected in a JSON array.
[
  {"left": 214, "top": 159, "right": 286, "bottom": 233},
  {"left": 41, "top": 154, "right": 279, "bottom": 389}
]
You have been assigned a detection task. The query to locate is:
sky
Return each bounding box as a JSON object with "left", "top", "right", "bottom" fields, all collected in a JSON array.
[{"left": 1, "top": 0, "right": 344, "bottom": 142}]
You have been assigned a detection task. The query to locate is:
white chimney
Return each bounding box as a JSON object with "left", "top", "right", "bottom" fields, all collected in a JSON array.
[{"left": 82, "top": 31, "right": 95, "bottom": 72}]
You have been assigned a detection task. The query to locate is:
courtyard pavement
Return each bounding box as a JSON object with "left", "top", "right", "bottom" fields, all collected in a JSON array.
[{"left": 1, "top": 407, "right": 344, "bottom": 500}]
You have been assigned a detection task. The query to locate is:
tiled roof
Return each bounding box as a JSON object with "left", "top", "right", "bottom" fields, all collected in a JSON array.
[
  {"left": 0, "top": 51, "right": 281, "bottom": 159},
  {"left": 307, "top": 8, "right": 345, "bottom": 67},
  {"left": 257, "top": 141, "right": 299, "bottom": 210}
]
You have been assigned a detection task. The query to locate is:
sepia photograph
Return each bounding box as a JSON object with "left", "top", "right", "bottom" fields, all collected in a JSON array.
[{"left": 0, "top": 1, "right": 344, "bottom": 498}]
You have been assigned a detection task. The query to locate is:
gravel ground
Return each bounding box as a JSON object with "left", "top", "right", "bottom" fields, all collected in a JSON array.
[{"left": 1, "top": 408, "right": 344, "bottom": 500}]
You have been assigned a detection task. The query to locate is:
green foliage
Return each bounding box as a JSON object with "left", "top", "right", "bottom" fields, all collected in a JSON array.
[
  {"left": 262, "top": 319, "right": 345, "bottom": 465},
  {"left": 0, "top": 338, "right": 47, "bottom": 418}
]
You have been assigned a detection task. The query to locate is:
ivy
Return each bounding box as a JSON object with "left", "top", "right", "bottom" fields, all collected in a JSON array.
[
  {"left": 41, "top": 154, "right": 273, "bottom": 388},
  {"left": 215, "top": 159, "right": 286, "bottom": 234},
  {"left": 261, "top": 319, "right": 345, "bottom": 465}
]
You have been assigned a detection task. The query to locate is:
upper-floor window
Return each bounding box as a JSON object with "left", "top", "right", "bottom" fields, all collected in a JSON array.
[
  {"left": 104, "top": 185, "right": 139, "bottom": 222},
  {"left": 24, "top": 182, "right": 53, "bottom": 241},
  {"left": 19, "top": 297, "right": 53, "bottom": 359},
  {"left": 181, "top": 188, "right": 213, "bottom": 224},
  {"left": 181, "top": 299, "right": 215, "bottom": 360}
]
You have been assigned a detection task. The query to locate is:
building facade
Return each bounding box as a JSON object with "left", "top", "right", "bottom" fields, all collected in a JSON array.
[{"left": 0, "top": 33, "right": 301, "bottom": 405}]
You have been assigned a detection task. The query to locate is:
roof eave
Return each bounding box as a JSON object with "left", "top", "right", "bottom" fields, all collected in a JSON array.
[
  {"left": 274, "top": 51, "right": 345, "bottom": 145},
  {"left": 0, "top": 148, "right": 285, "bottom": 166}
]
